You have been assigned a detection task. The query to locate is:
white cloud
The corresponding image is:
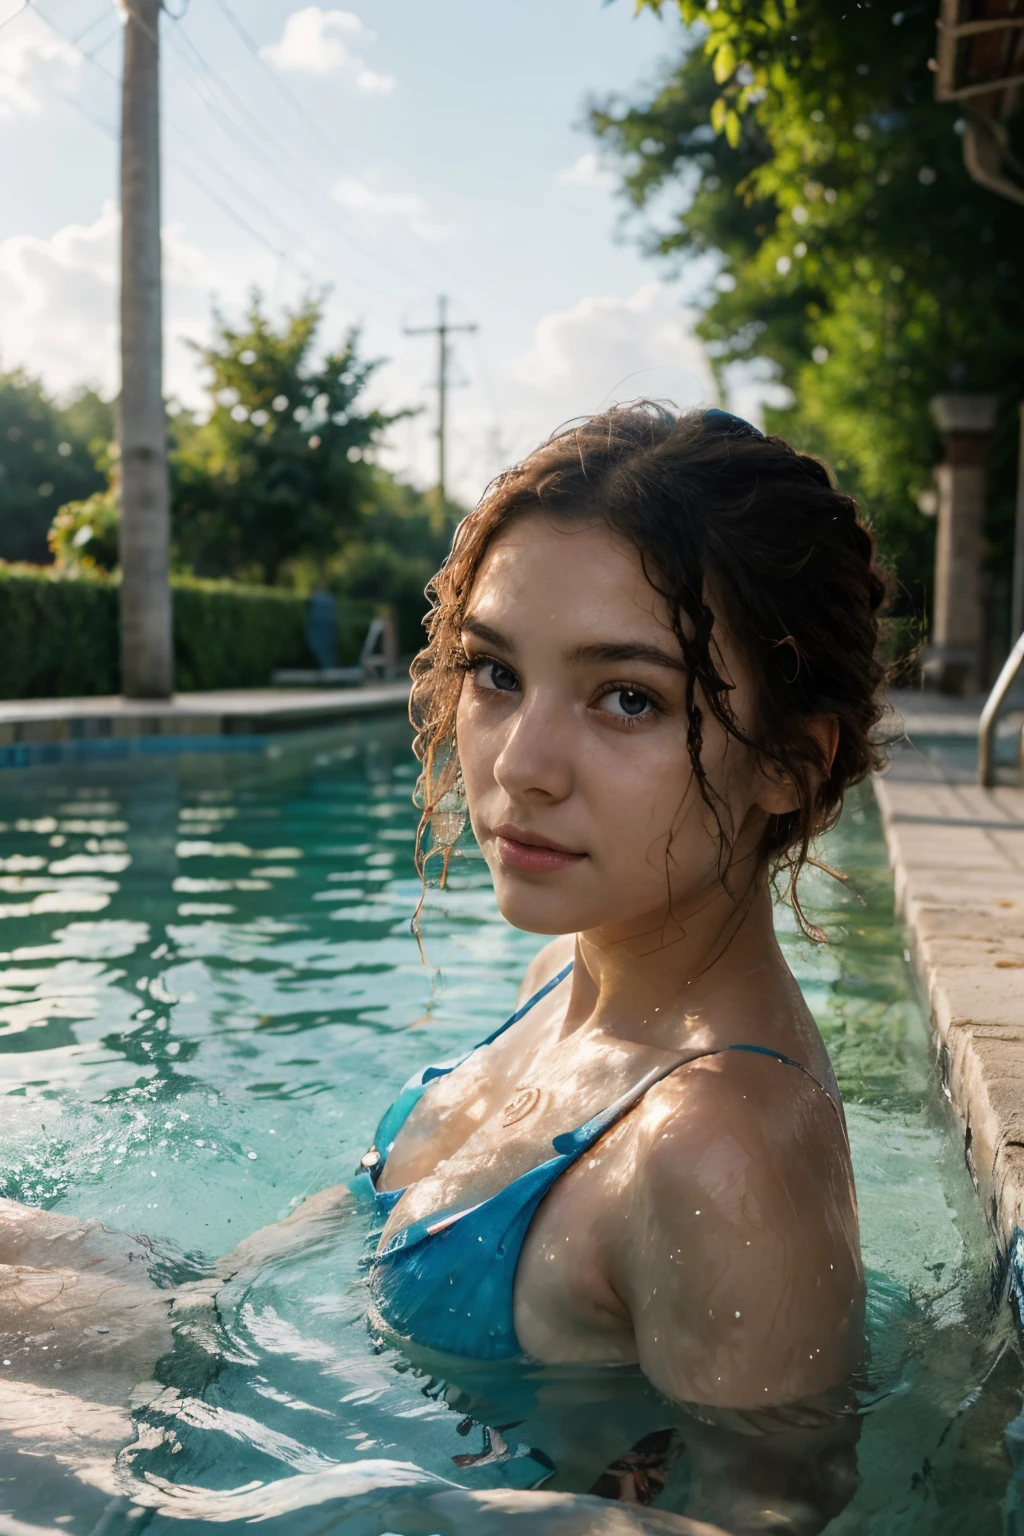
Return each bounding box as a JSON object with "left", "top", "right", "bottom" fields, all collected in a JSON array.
[
  {"left": 0, "top": 202, "right": 211, "bottom": 403},
  {"left": 0, "top": 14, "right": 81, "bottom": 117},
  {"left": 507, "top": 281, "right": 715, "bottom": 433},
  {"left": 330, "top": 174, "right": 450, "bottom": 242},
  {"left": 373, "top": 281, "right": 717, "bottom": 505},
  {"left": 353, "top": 67, "right": 394, "bottom": 94},
  {"left": 555, "top": 152, "right": 616, "bottom": 191},
  {"left": 260, "top": 7, "right": 394, "bottom": 92}
]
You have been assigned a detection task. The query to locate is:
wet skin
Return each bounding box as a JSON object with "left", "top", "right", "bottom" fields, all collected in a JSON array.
[
  {"left": 0, "top": 514, "right": 863, "bottom": 1531},
  {"left": 377, "top": 513, "right": 863, "bottom": 1410}
]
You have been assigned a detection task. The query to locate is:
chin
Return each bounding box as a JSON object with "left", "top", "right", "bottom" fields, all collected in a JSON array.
[{"left": 491, "top": 877, "right": 601, "bottom": 938}]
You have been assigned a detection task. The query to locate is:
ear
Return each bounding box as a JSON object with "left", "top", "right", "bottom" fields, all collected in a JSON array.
[{"left": 752, "top": 715, "right": 840, "bottom": 817}]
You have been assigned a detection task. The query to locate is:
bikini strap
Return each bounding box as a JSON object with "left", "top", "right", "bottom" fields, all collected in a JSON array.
[
  {"left": 366, "top": 959, "right": 576, "bottom": 1173},
  {"left": 421, "top": 959, "right": 574, "bottom": 1082},
  {"left": 550, "top": 1042, "right": 840, "bottom": 1161}
]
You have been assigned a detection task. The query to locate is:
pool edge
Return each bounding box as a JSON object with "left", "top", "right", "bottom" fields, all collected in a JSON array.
[{"left": 872, "top": 762, "right": 1024, "bottom": 1297}]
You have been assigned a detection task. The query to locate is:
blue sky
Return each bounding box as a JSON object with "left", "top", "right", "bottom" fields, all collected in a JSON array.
[{"left": 0, "top": 0, "right": 736, "bottom": 501}]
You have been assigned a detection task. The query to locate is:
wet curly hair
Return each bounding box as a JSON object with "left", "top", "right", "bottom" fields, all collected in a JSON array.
[{"left": 409, "top": 402, "right": 890, "bottom": 936}]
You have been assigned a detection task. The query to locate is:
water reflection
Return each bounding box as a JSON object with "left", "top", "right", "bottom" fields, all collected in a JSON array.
[{"left": 0, "top": 725, "right": 1020, "bottom": 1532}]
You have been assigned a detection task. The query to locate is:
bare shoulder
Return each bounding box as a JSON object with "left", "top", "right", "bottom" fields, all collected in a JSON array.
[
  {"left": 638, "top": 1046, "right": 848, "bottom": 1179},
  {"left": 616, "top": 1050, "right": 863, "bottom": 1407},
  {"left": 635, "top": 1049, "right": 856, "bottom": 1247},
  {"left": 515, "top": 933, "right": 576, "bottom": 1005}
]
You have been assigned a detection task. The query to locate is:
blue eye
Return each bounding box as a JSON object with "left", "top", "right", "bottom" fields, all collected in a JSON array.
[
  {"left": 472, "top": 659, "right": 519, "bottom": 693},
  {"left": 598, "top": 687, "right": 655, "bottom": 720}
]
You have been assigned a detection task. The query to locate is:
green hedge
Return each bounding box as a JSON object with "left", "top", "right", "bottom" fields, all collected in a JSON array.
[
  {"left": 0, "top": 566, "right": 380, "bottom": 698},
  {"left": 0, "top": 565, "right": 120, "bottom": 698}
]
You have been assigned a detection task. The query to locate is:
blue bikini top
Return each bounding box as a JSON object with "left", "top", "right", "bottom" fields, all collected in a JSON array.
[{"left": 358, "top": 961, "right": 837, "bottom": 1362}]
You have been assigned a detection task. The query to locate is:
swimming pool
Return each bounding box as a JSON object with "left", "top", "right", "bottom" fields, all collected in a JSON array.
[{"left": 0, "top": 717, "right": 1021, "bottom": 1533}]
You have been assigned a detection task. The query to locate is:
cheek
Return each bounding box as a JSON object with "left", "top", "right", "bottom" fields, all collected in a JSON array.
[
  {"left": 595, "top": 735, "right": 734, "bottom": 886},
  {"left": 587, "top": 734, "right": 698, "bottom": 863},
  {"left": 454, "top": 683, "right": 497, "bottom": 799}
]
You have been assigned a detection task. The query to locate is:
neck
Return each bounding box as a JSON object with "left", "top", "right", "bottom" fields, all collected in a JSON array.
[{"left": 566, "top": 864, "right": 783, "bottom": 1043}]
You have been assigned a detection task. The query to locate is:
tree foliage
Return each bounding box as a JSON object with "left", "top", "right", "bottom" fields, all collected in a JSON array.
[
  {"left": 317, "top": 472, "right": 461, "bottom": 652},
  {"left": 593, "top": 0, "right": 1024, "bottom": 622},
  {"left": 170, "top": 292, "right": 405, "bottom": 585},
  {"left": 49, "top": 486, "right": 120, "bottom": 574},
  {"left": 0, "top": 373, "right": 112, "bottom": 563},
  {"left": 48, "top": 293, "right": 454, "bottom": 651}
]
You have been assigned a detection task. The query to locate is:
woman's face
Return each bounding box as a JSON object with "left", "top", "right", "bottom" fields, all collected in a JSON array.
[{"left": 455, "top": 513, "right": 786, "bottom": 942}]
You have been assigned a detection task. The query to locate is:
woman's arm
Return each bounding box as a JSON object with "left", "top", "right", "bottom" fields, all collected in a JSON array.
[
  {"left": 608, "top": 1055, "right": 863, "bottom": 1534},
  {"left": 212, "top": 1183, "right": 353, "bottom": 1283},
  {"left": 620, "top": 1056, "right": 863, "bottom": 1409}
]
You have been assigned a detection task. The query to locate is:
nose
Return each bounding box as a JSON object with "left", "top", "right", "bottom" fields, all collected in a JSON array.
[{"left": 492, "top": 688, "right": 575, "bottom": 804}]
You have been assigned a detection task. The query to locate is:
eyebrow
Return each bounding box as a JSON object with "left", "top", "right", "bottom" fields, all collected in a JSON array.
[
  {"left": 567, "top": 641, "right": 686, "bottom": 672},
  {"left": 460, "top": 618, "right": 685, "bottom": 673}
]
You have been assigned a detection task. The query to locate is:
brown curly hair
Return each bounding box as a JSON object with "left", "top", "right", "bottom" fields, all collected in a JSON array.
[{"left": 409, "top": 403, "right": 890, "bottom": 935}]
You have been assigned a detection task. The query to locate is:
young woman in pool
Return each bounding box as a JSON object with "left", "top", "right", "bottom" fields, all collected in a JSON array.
[
  {"left": 0, "top": 402, "right": 882, "bottom": 1531},
  {"left": 353, "top": 401, "right": 884, "bottom": 1408}
]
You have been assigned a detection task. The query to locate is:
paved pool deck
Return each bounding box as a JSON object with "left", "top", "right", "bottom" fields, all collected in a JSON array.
[
  {"left": 0, "top": 680, "right": 412, "bottom": 746},
  {"left": 876, "top": 689, "right": 1024, "bottom": 1267}
]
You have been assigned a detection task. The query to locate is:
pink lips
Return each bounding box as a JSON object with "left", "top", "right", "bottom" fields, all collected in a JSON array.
[{"left": 492, "top": 823, "right": 586, "bottom": 875}]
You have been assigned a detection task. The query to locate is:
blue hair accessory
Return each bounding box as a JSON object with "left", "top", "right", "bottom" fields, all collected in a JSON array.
[{"left": 703, "top": 407, "right": 764, "bottom": 439}]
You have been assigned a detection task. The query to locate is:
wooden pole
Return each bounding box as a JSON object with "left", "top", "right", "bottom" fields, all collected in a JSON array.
[{"left": 119, "top": 0, "right": 173, "bottom": 698}]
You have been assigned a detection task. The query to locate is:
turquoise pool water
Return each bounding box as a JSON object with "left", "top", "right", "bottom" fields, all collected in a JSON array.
[{"left": 0, "top": 718, "right": 1021, "bottom": 1534}]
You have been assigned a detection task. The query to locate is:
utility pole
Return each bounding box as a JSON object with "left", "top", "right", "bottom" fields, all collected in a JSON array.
[
  {"left": 119, "top": 0, "right": 173, "bottom": 698},
  {"left": 404, "top": 296, "right": 477, "bottom": 509}
]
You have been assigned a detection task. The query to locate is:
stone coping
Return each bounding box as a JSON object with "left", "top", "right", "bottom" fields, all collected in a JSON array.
[
  {"left": 0, "top": 681, "right": 412, "bottom": 747},
  {"left": 873, "top": 736, "right": 1024, "bottom": 1257}
]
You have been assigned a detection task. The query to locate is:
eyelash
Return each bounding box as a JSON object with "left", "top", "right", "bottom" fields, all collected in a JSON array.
[
  {"left": 465, "top": 655, "right": 664, "bottom": 729},
  {"left": 596, "top": 680, "right": 663, "bottom": 729}
]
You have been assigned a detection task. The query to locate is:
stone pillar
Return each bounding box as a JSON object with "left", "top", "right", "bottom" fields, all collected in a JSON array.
[{"left": 927, "top": 393, "right": 998, "bottom": 695}]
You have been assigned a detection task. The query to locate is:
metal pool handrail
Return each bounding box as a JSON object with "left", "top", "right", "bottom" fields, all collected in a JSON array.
[{"left": 978, "top": 630, "right": 1024, "bottom": 786}]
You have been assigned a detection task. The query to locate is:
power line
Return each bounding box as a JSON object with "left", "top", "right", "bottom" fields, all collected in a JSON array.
[
  {"left": 30, "top": 1, "right": 447, "bottom": 323},
  {"left": 68, "top": 5, "right": 120, "bottom": 50},
  {"left": 35, "top": 18, "right": 329, "bottom": 293},
  {"left": 165, "top": 4, "right": 456, "bottom": 302},
  {"left": 405, "top": 295, "right": 479, "bottom": 506},
  {"left": 210, "top": 0, "right": 346, "bottom": 168},
  {"left": 169, "top": 120, "right": 332, "bottom": 278},
  {"left": 0, "top": 1, "right": 31, "bottom": 36},
  {"left": 45, "top": 73, "right": 316, "bottom": 281},
  {"left": 46, "top": 77, "right": 116, "bottom": 142},
  {"left": 162, "top": 19, "right": 426, "bottom": 303},
  {"left": 32, "top": 4, "right": 347, "bottom": 294}
]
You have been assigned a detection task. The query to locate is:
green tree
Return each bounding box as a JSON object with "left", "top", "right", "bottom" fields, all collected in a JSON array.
[
  {"left": 170, "top": 292, "right": 404, "bottom": 584},
  {"left": 318, "top": 472, "right": 462, "bottom": 652},
  {"left": 0, "top": 372, "right": 112, "bottom": 563},
  {"left": 593, "top": 1, "right": 1024, "bottom": 625}
]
